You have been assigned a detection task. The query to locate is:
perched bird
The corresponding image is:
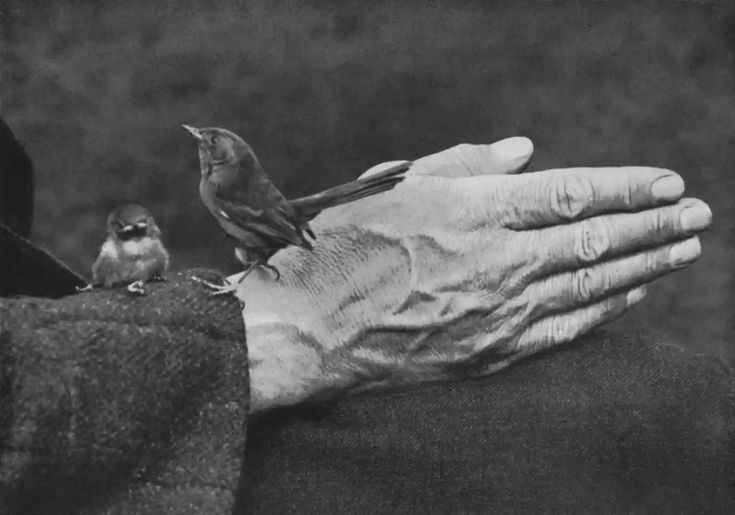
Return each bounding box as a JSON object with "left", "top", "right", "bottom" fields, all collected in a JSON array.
[
  {"left": 182, "top": 125, "right": 410, "bottom": 294},
  {"left": 81, "top": 204, "right": 169, "bottom": 295}
]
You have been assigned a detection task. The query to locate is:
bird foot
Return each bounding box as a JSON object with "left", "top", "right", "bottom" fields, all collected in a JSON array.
[
  {"left": 191, "top": 275, "right": 238, "bottom": 296},
  {"left": 76, "top": 284, "right": 94, "bottom": 292},
  {"left": 126, "top": 280, "right": 147, "bottom": 296},
  {"left": 235, "top": 262, "right": 280, "bottom": 284}
]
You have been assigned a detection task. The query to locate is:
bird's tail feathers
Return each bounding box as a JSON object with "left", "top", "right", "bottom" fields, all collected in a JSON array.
[{"left": 289, "top": 161, "right": 411, "bottom": 222}]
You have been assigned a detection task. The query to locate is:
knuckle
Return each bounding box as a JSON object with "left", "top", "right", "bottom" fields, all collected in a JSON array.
[
  {"left": 518, "top": 283, "right": 544, "bottom": 322},
  {"left": 649, "top": 208, "right": 670, "bottom": 236},
  {"left": 645, "top": 247, "right": 662, "bottom": 274},
  {"left": 602, "top": 294, "right": 628, "bottom": 320},
  {"left": 550, "top": 174, "right": 594, "bottom": 220},
  {"left": 571, "top": 269, "right": 596, "bottom": 303},
  {"left": 548, "top": 316, "right": 578, "bottom": 343},
  {"left": 495, "top": 179, "right": 524, "bottom": 227},
  {"left": 453, "top": 143, "right": 478, "bottom": 174},
  {"left": 574, "top": 218, "right": 611, "bottom": 263},
  {"left": 623, "top": 178, "right": 635, "bottom": 208},
  {"left": 524, "top": 232, "right": 546, "bottom": 272}
]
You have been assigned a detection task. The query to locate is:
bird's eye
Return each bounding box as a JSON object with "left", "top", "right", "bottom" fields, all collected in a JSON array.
[{"left": 211, "top": 135, "right": 218, "bottom": 145}]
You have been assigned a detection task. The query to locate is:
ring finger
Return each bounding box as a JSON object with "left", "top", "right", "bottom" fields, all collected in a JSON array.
[{"left": 519, "top": 236, "right": 701, "bottom": 323}]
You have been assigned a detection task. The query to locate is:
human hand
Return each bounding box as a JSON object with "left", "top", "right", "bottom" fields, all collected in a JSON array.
[{"left": 236, "top": 138, "right": 712, "bottom": 412}]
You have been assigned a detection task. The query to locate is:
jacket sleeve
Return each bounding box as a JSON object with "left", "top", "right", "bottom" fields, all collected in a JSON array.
[
  {"left": 242, "top": 328, "right": 735, "bottom": 513},
  {"left": 0, "top": 270, "right": 249, "bottom": 515}
]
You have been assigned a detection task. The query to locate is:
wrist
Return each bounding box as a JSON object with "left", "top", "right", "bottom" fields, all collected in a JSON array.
[
  {"left": 244, "top": 315, "right": 327, "bottom": 412},
  {"left": 237, "top": 273, "right": 356, "bottom": 412}
]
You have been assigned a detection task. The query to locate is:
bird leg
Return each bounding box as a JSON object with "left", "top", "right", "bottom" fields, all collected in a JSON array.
[
  {"left": 191, "top": 263, "right": 259, "bottom": 296},
  {"left": 191, "top": 275, "right": 238, "bottom": 296},
  {"left": 193, "top": 259, "right": 278, "bottom": 297},
  {"left": 234, "top": 260, "right": 280, "bottom": 284},
  {"left": 76, "top": 284, "right": 95, "bottom": 292},
  {"left": 235, "top": 261, "right": 261, "bottom": 284}
]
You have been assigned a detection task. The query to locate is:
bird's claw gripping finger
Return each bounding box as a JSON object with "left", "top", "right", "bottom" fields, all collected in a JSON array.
[
  {"left": 191, "top": 275, "right": 239, "bottom": 296},
  {"left": 126, "top": 280, "right": 147, "bottom": 296},
  {"left": 233, "top": 261, "right": 280, "bottom": 284},
  {"left": 76, "top": 284, "right": 94, "bottom": 292},
  {"left": 208, "top": 283, "right": 239, "bottom": 296},
  {"left": 263, "top": 263, "right": 280, "bottom": 281}
]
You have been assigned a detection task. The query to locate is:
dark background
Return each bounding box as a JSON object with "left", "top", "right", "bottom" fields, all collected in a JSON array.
[{"left": 2, "top": 1, "right": 733, "bottom": 360}]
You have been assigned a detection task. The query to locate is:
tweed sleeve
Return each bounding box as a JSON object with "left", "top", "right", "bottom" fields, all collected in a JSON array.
[{"left": 0, "top": 270, "right": 249, "bottom": 514}]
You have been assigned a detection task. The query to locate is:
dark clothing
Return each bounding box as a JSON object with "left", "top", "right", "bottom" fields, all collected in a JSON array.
[
  {"left": 243, "top": 331, "right": 735, "bottom": 514},
  {"left": 0, "top": 118, "right": 34, "bottom": 238},
  {"left": 0, "top": 222, "right": 86, "bottom": 298},
  {"left": 0, "top": 272, "right": 249, "bottom": 514}
]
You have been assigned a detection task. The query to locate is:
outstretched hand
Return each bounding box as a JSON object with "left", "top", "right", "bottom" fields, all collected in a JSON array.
[{"left": 237, "top": 138, "right": 712, "bottom": 411}]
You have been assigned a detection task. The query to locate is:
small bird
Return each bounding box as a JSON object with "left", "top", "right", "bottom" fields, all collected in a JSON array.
[
  {"left": 182, "top": 125, "right": 410, "bottom": 294},
  {"left": 80, "top": 204, "right": 169, "bottom": 295}
]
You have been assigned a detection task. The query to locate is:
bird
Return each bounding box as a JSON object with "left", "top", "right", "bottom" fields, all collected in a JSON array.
[
  {"left": 182, "top": 125, "right": 410, "bottom": 295},
  {"left": 80, "top": 204, "right": 169, "bottom": 295}
]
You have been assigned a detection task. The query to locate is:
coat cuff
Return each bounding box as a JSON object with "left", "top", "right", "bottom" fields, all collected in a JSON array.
[{"left": 0, "top": 270, "right": 249, "bottom": 514}]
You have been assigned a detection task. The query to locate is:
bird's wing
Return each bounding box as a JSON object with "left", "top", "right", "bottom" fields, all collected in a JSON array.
[
  {"left": 91, "top": 245, "right": 119, "bottom": 286},
  {"left": 212, "top": 185, "right": 307, "bottom": 249}
]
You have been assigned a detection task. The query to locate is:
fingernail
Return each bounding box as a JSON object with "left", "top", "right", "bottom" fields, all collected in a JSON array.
[
  {"left": 651, "top": 175, "right": 684, "bottom": 201},
  {"left": 626, "top": 286, "right": 647, "bottom": 305},
  {"left": 669, "top": 238, "right": 701, "bottom": 267},
  {"left": 361, "top": 161, "right": 408, "bottom": 178},
  {"left": 680, "top": 203, "right": 712, "bottom": 232}
]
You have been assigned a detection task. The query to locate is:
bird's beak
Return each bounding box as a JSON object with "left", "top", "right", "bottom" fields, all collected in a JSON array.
[{"left": 182, "top": 124, "right": 203, "bottom": 141}]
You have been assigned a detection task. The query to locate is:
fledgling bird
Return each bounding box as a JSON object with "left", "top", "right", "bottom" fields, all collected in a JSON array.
[
  {"left": 182, "top": 125, "right": 410, "bottom": 295},
  {"left": 81, "top": 204, "right": 169, "bottom": 295}
]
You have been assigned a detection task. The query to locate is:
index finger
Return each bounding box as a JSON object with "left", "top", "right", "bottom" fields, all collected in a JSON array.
[{"left": 489, "top": 167, "right": 685, "bottom": 229}]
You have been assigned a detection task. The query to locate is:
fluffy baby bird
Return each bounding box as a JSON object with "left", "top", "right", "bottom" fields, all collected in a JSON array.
[
  {"left": 183, "top": 124, "right": 410, "bottom": 295},
  {"left": 82, "top": 204, "right": 169, "bottom": 295}
]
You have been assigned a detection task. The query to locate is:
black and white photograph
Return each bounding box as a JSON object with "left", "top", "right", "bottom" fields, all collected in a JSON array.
[{"left": 1, "top": 0, "right": 733, "bottom": 513}]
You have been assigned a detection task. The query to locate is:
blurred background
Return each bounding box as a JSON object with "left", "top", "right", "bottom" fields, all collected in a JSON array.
[{"left": 2, "top": 0, "right": 733, "bottom": 360}]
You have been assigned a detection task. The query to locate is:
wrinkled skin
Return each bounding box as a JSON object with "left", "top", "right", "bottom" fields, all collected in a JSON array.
[{"left": 234, "top": 138, "right": 712, "bottom": 411}]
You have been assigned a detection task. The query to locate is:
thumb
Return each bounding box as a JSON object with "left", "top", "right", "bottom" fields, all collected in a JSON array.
[
  {"left": 413, "top": 137, "right": 534, "bottom": 178},
  {"left": 360, "top": 137, "right": 534, "bottom": 179}
]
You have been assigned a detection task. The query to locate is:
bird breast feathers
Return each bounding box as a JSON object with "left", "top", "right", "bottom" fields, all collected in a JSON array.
[{"left": 101, "top": 237, "right": 165, "bottom": 259}]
